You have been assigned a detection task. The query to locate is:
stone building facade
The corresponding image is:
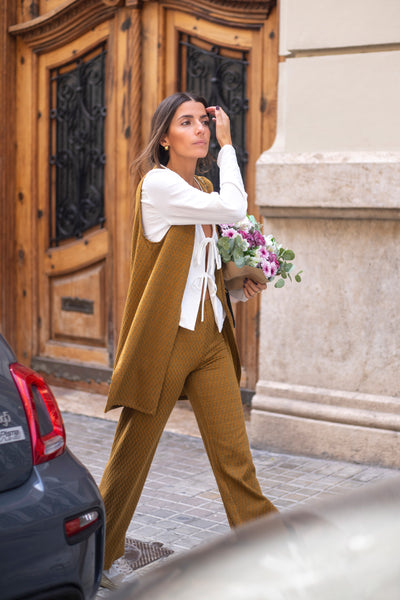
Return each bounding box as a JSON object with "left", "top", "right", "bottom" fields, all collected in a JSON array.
[{"left": 251, "top": 0, "right": 400, "bottom": 468}]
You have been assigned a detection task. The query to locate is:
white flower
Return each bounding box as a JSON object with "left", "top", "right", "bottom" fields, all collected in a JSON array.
[
  {"left": 236, "top": 217, "right": 252, "bottom": 232},
  {"left": 247, "top": 255, "right": 260, "bottom": 267},
  {"left": 237, "top": 237, "right": 250, "bottom": 251}
]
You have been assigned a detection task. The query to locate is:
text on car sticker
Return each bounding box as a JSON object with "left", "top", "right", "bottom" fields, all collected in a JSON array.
[{"left": 0, "top": 426, "right": 26, "bottom": 445}]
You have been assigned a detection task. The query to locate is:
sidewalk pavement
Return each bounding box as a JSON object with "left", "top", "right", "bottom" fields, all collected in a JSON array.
[{"left": 56, "top": 388, "right": 398, "bottom": 599}]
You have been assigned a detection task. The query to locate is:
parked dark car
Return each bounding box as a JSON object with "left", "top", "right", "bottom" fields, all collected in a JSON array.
[
  {"left": 115, "top": 473, "right": 400, "bottom": 600},
  {"left": 0, "top": 334, "right": 105, "bottom": 600}
]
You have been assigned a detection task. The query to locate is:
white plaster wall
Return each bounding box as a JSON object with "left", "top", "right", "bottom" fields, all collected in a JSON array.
[
  {"left": 273, "top": 51, "right": 400, "bottom": 153},
  {"left": 275, "top": 0, "right": 400, "bottom": 153},
  {"left": 280, "top": 0, "right": 400, "bottom": 54}
]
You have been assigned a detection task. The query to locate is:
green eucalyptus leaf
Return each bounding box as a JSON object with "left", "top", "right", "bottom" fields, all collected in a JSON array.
[
  {"left": 220, "top": 250, "right": 231, "bottom": 263},
  {"left": 235, "top": 237, "right": 248, "bottom": 252},
  {"left": 275, "top": 279, "right": 285, "bottom": 288},
  {"left": 282, "top": 249, "right": 295, "bottom": 261},
  {"left": 248, "top": 215, "right": 257, "bottom": 227},
  {"left": 233, "top": 248, "right": 245, "bottom": 267},
  {"left": 295, "top": 274, "right": 302, "bottom": 282},
  {"left": 217, "top": 237, "right": 232, "bottom": 253}
]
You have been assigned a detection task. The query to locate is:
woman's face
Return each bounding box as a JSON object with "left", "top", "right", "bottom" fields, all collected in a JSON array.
[{"left": 162, "top": 101, "right": 210, "bottom": 162}]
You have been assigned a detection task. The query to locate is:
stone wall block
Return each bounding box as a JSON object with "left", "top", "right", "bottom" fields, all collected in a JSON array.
[{"left": 253, "top": 152, "right": 400, "bottom": 467}]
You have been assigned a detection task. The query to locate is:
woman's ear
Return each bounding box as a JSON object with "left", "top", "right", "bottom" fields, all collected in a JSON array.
[{"left": 160, "top": 136, "right": 168, "bottom": 148}]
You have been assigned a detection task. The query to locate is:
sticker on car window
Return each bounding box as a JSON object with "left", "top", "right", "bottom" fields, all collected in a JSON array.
[
  {"left": 0, "top": 411, "right": 12, "bottom": 427},
  {"left": 0, "top": 426, "right": 26, "bottom": 445}
]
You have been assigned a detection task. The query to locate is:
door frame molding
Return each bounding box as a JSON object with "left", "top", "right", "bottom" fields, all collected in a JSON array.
[
  {"left": 131, "top": 0, "right": 276, "bottom": 29},
  {"left": 0, "top": 0, "right": 17, "bottom": 346},
  {"left": 8, "top": 0, "right": 122, "bottom": 53}
]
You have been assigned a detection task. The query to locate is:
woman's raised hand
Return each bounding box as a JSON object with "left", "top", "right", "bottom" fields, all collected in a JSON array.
[{"left": 206, "top": 106, "right": 232, "bottom": 148}]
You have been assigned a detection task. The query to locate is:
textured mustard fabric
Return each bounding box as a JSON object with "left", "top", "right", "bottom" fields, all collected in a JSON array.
[
  {"left": 100, "top": 301, "right": 277, "bottom": 568},
  {"left": 105, "top": 176, "right": 240, "bottom": 416},
  {"left": 100, "top": 176, "right": 277, "bottom": 569}
]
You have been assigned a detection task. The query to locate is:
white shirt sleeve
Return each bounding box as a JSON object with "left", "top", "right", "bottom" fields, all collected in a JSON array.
[
  {"left": 229, "top": 288, "right": 248, "bottom": 303},
  {"left": 141, "top": 145, "right": 247, "bottom": 242}
]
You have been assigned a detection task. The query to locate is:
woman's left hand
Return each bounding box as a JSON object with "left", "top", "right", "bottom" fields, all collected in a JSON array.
[{"left": 243, "top": 278, "right": 267, "bottom": 299}]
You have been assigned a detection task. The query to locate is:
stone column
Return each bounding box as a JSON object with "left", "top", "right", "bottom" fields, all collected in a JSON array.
[
  {"left": 251, "top": 152, "right": 400, "bottom": 469},
  {"left": 250, "top": 0, "right": 400, "bottom": 468}
]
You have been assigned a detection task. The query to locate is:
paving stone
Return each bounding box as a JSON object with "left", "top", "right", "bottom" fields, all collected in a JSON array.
[
  {"left": 208, "top": 523, "right": 230, "bottom": 535},
  {"left": 132, "top": 514, "right": 163, "bottom": 526},
  {"left": 198, "top": 491, "right": 221, "bottom": 500},
  {"left": 275, "top": 499, "right": 297, "bottom": 508},
  {"left": 283, "top": 493, "right": 311, "bottom": 502},
  {"left": 171, "top": 524, "right": 205, "bottom": 536},
  {"left": 151, "top": 519, "right": 181, "bottom": 531}
]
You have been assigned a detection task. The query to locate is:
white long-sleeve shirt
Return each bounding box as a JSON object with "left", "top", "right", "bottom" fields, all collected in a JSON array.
[{"left": 141, "top": 144, "right": 247, "bottom": 331}]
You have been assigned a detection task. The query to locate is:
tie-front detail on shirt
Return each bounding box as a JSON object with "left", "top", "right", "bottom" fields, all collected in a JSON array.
[
  {"left": 179, "top": 225, "right": 225, "bottom": 331},
  {"left": 194, "top": 232, "right": 222, "bottom": 323}
]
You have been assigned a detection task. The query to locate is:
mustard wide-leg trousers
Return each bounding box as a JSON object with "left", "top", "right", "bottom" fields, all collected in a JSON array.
[{"left": 100, "top": 301, "right": 277, "bottom": 568}]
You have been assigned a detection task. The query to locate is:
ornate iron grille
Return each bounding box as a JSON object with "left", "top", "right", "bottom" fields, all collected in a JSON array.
[
  {"left": 179, "top": 35, "right": 249, "bottom": 188},
  {"left": 49, "top": 43, "right": 107, "bottom": 246}
]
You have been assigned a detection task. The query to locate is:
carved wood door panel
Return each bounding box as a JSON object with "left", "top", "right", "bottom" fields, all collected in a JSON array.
[
  {"left": 12, "top": 0, "right": 139, "bottom": 388},
  {"left": 35, "top": 24, "right": 113, "bottom": 380}
]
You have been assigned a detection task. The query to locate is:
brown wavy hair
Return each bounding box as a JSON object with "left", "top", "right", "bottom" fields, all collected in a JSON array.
[{"left": 133, "top": 92, "right": 213, "bottom": 176}]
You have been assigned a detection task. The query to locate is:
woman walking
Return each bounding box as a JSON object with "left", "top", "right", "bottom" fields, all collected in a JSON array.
[{"left": 100, "top": 92, "right": 277, "bottom": 589}]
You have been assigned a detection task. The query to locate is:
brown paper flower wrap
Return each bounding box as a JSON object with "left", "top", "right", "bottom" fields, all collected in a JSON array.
[{"left": 222, "top": 261, "right": 267, "bottom": 291}]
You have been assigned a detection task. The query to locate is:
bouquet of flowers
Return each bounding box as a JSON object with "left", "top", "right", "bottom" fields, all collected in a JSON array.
[{"left": 217, "top": 215, "right": 302, "bottom": 290}]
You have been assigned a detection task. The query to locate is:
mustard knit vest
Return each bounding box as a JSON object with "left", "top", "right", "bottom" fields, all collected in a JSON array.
[{"left": 105, "top": 175, "right": 240, "bottom": 415}]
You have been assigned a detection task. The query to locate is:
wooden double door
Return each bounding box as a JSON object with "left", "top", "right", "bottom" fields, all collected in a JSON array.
[{"left": 8, "top": 0, "right": 277, "bottom": 392}]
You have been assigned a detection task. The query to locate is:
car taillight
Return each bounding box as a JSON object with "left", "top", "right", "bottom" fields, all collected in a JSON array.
[
  {"left": 65, "top": 510, "right": 100, "bottom": 539},
  {"left": 10, "top": 362, "right": 66, "bottom": 465}
]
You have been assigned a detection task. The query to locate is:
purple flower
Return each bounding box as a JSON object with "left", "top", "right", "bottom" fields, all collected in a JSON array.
[
  {"left": 262, "top": 261, "right": 272, "bottom": 278},
  {"left": 270, "top": 262, "right": 278, "bottom": 277},
  {"left": 253, "top": 230, "right": 265, "bottom": 247},
  {"left": 223, "top": 228, "right": 238, "bottom": 239},
  {"left": 271, "top": 253, "right": 279, "bottom": 266},
  {"left": 240, "top": 230, "right": 258, "bottom": 248}
]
